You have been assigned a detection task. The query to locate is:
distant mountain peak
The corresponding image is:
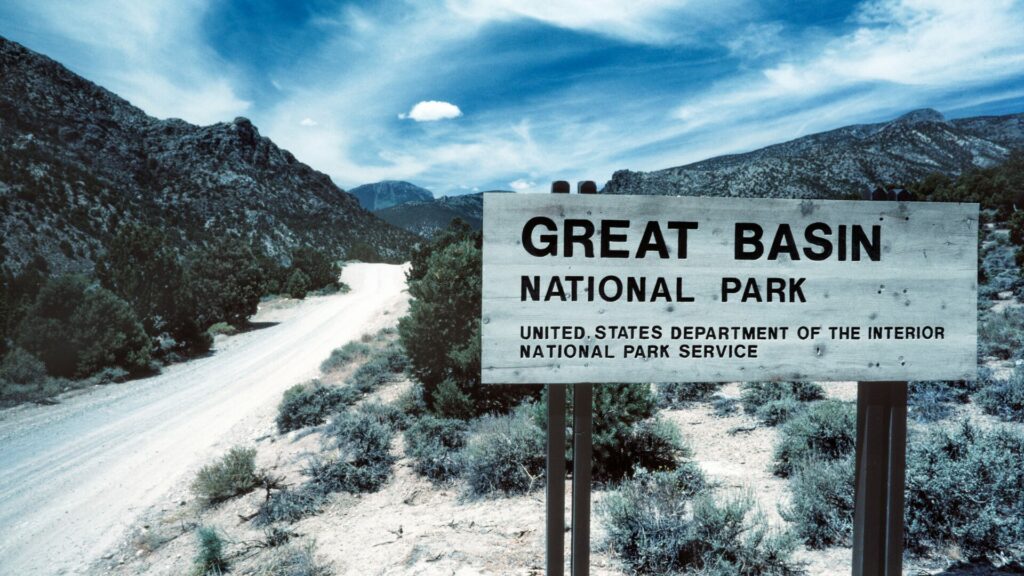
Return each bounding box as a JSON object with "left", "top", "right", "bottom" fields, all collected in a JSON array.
[
  {"left": 348, "top": 181, "right": 434, "bottom": 211},
  {"left": 893, "top": 108, "right": 947, "bottom": 125}
]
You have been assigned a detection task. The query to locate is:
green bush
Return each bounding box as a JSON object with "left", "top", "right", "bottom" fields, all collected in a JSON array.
[
  {"left": 781, "top": 455, "right": 854, "bottom": 548},
  {"left": 463, "top": 410, "right": 546, "bottom": 496},
  {"left": 15, "top": 275, "right": 152, "bottom": 378},
  {"left": 978, "top": 307, "right": 1024, "bottom": 359},
  {"left": 657, "top": 382, "right": 722, "bottom": 408},
  {"left": 253, "top": 541, "right": 331, "bottom": 576},
  {"left": 276, "top": 381, "right": 357, "bottom": 433},
  {"left": 0, "top": 347, "right": 47, "bottom": 386},
  {"left": 740, "top": 382, "right": 825, "bottom": 425},
  {"left": 315, "top": 407, "right": 397, "bottom": 493},
  {"left": 399, "top": 222, "right": 539, "bottom": 416},
  {"left": 976, "top": 369, "right": 1024, "bottom": 422},
  {"left": 97, "top": 224, "right": 210, "bottom": 354},
  {"left": 773, "top": 400, "right": 856, "bottom": 477},
  {"left": 192, "top": 526, "right": 228, "bottom": 575},
  {"left": 187, "top": 237, "right": 265, "bottom": 327},
  {"left": 192, "top": 446, "right": 261, "bottom": 505},
  {"left": 347, "top": 346, "right": 408, "bottom": 394},
  {"left": 395, "top": 382, "right": 429, "bottom": 420},
  {"left": 601, "top": 467, "right": 798, "bottom": 575},
  {"left": 756, "top": 398, "right": 804, "bottom": 426},
  {"left": 319, "top": 342, "right": 371, "bottom": 372},
  {"left": 712, "top": 396, "right": 739, "bottom": 417},
  {"left": 905, "top": 422, "right": 1024, "bottom": 561},
  {"left": 535, "top": 383, "right": 677, "bottom": 480},
  {"left": 286, "top": 269, "right": 310, "bottom": 299},
  {"left": 404, "top": 416, "right": 467, "bottom": 482},
  {"left": 255, "top": 487, "right": 325, "bottom": 526}
]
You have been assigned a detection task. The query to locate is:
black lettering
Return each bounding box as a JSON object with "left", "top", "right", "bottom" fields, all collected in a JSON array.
[
  {"left": 735, "top": 223, "right": 764, "bottom": 260},
  {"left": 667, "top": 222, "right": 699, "bottom": 258},
  {"left": 768, "top": 224, "right": 800, "bottom": 260},
  {"left": 522, "top": 216, "right": 557, "bottom": 256},
  {"left": 521, "top": 276, "right": 540, "bottom": 301},
  {"left": 803, "top": 222, "right": 833, "bottom": 260},
  {"left": 852, "top": 225, "right": 881, "bottom": 261},
  {"left": 636, "top": 221, "right": 669, "bottom": 259},
  {"left": 601, "top": 220, "right": 631, "bottom": 258},
  {"left": 564, "top": 219, "right": 595, "bottom": 257},
  {"left": 722, "top": 277, "right": 741, "bottom": 302}
]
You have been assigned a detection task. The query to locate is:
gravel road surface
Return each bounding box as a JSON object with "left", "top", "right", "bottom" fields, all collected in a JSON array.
[{"left": 0, "top": 263, "right": 408, "bottom": 575}]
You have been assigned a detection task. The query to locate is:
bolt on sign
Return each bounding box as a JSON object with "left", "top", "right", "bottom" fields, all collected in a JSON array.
[{"left": 481, "top": 193, "right": 978, "bottom": 384}]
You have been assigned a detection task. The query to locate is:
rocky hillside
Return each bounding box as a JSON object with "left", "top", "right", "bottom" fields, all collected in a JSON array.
[
  {"left": 373, "top": 191, "right": 511, "bottom": 237},
  {"left": 349, "top": 180, "right": 434, "bottom": 211},
  {"left": 604, "top": 108, "right": 1024, "bottom": 198},
  {"left": 0, "top": 37, "right": 417, "bottom": 276}
]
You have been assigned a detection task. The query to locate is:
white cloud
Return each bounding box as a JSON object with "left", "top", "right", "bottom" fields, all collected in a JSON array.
[
  {"left": 399, "top": 100, "right": 463, "bottom": 122},
  {"left": 300, "top": 117, "right": 318, "bottom": 126},
  {"left": 509, "top": 179, "right": 536, "bottom": 191}
]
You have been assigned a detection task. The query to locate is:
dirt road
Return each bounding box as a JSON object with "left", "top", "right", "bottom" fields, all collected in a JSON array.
[{"left": 0, "top": 263, "right": 409, "bottom": 576}]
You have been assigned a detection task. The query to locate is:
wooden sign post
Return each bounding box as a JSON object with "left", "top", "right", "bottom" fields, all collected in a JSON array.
[{"left": 481, "top": 187, "right": 977, "bottom": 575}]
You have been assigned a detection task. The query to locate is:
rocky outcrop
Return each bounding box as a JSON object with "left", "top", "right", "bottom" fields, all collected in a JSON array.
[
  {"left": 604, "top": 108, "right": 1024, "bottom": 199},
  {"left": 0, "top": 36, "right": 417, "bottom": 275}
]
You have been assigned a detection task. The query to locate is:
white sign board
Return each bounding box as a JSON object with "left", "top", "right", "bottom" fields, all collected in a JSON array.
[{"left": 481, "top": 193, "right": 977, "bottom": 384}]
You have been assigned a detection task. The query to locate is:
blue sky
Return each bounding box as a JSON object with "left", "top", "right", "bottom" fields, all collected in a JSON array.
[{"left": 2, "top": 0, "right": 1024, "bottom": 196}]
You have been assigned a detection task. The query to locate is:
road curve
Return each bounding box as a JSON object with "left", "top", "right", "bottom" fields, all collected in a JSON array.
[{"left": 0, "top": 263, "right": 409, "bottom": 575}]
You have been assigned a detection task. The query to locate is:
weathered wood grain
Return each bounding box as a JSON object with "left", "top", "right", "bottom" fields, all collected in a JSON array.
[{"left": 481, "top": 193, "right": 977, "bottom": 384}]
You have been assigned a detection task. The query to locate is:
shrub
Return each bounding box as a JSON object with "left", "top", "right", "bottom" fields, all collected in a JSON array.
[
  {"left": 253, "top": 541, "right": 331, "bottom": 576},
  {"left": 756, "top": 398, "right": 804, "bottom": 426},
  {"left": 192, "top": 526, "right": 228, "bottom": 575},
  {"left": 319, "top": 342, "right": 370, "bottom": 372},
  {"left": 399, "top": 222, "right": 540, "bottom": 416},
  {"left": 740, "top": 381, "right": 825, "bottom": 423},
  {"left": 781, "top": 455, "right": 854, "bottom": 548},
  {"left": 712, "top": 396, "right": 739, "bottom": 417},
  {"left": 905, "top": 422, "right": 1024, "bottom": 560},
  {"left": 601, "top": 468, "right": 798, "bottom": 575},
  {"left": 535, "top": 383, "right": 673, "bottom": 480},
  {"left": 773, "top": 400, "right": 856, "bottom": 477},
  {"left": 255, "top": 487, "right": 325, "bottom": 526},
  {"left": 313, "top": 407, "right": 397, "bottom": 493},
  {"left": 347, "top": 348, "right": 406, "bottom": 394},
  {"left": 286, "top": 269, "right": 310, "bottom": 299},
  {"left": 976, "top": 369, "right": 1024, "bottom": 422},
  {"left": 192, "top": 446, "right": 261, "bottom": 505},
  {"left": 463, "top": 410, "right": 546, "bottom": 496},
  {"left": 15, "top": 275, "right": 152, "bottom": 378},
  {"left": 907, "top": 386, "right": 953, "bottom": 423},
  {"left": 276, "top": 381, "right": 357, "bottom": 433},
  {"left": 432, "top": 378, "right": 475, "bottom": 419},
  {"left": 405, "top": 416, "right": 468, "bottom": 482},
  {"left": 395, "top": 383, "right": 429, "bottom": 420},
  {"left": 97, "top": 224, "right": 209, "bottom": 353},
  {"left": 0, "top": 347, "right": 47, "bottom": 386},
  {"left": 601, "top": 417, "right": 687, "bottom": 479},
  {"left": 187, "top": 237, "right": 265, "bottom": 327},
  {"left": 657, "top": 382, "right": 722, "bottom": 408},
  {"left": 978, "top": 307, "right": 1024, "bottom": 359}
]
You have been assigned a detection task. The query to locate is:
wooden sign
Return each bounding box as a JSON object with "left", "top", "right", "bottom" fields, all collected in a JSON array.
[{"left": 481, "top": 193, "right": 977, "bottom": 384}]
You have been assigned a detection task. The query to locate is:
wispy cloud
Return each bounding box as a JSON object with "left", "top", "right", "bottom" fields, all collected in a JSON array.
[
  {"left": 2, "top": 0, "right": 1023, "bottom": 195},
  {"left": 2, "top": 0, "right": 250, "bottom": 125}
]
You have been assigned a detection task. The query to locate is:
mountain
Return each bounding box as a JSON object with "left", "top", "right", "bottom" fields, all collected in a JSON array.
[
  {"left": 348, "top": 180, "right": 434, "bottom": 211},
  {"left": 604, "top": 109, "right": 1024, "bottom": 198},
  {"left": 373, "top": 191, "right": 511, "bottom": 238},
  {"left": 0, "top": 37, "right": 417, "bottom": 276}
]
